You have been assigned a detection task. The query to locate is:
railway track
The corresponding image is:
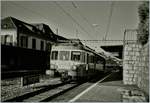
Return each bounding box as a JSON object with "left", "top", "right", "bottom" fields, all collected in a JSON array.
[
  {"left": 4, "top": 72, "right": 111, "bottom": 102},
  {"left": 26, "top": 83, "right": 79, "bottom": 102},
  {"left": 4, "top": 80, "right": 79, "bottom": 102}
]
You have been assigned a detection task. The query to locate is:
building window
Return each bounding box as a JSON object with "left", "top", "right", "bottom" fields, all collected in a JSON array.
[
  {"left": 1, "top": 35, "right": 5, "bottom": 44},
  {"left": 1, "top": 35, "right": 13, "bottom": 45},
  {"left": 88, "top": 55, "right": 94, "bottom": 63},
  {"left": 3, "top": 24, "right": 8, "bottom": 29},
  {"left": 40, "top": 41, "right": 44, "bottom": 50},
  {"left": 51, "top": 51, "right": 58, "bottom": 60},
  {"left": 81, "top": 52, "right": 86, "bottom": 63},
  {"left": 32, "top": 38, "right": 36, "bottom": 49},
  {"left": 20, "top": 36, "right": 28, "bottom": 48}
]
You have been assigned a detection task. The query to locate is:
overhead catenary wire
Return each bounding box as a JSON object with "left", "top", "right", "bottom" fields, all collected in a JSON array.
[
  {"left": 7, "top": 1, "right": 123, "bottom": 44},
  {"left": 8, "top": 1, "right": 49, "bottom": 22},
  {"left": 104, "top": 2, "right": 114, "bottom": 40},
  {"left": 8, "top": 1, "right": 86, "bottom": 40},
  {"left": 71, "top": 1, "right": 102, "bottom": 39},
  {"left": 53, "top": 1, "right": 94, "bottom": 39}
]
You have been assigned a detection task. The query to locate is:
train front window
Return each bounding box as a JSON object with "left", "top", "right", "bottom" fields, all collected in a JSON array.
[
  {"left": 71, "top": 51, "right": 81, "bottom": 61},
  {"left": 59, "top": 51, "right": 70, "bottom": 60},
  {"left": 51, "top": 51, "right": 58, "bottom": 60}
]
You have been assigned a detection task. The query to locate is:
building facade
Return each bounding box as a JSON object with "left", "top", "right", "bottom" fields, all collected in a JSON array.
[
  {"left": 1, "top": 17, "right": 68, "bottom": 79},
  {"left": 1, "top": 17, "right": 56, "bottom": 51}
]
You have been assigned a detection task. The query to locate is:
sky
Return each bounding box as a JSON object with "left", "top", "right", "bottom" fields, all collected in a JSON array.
[{"left": 1, "top": 1, "right": 141, "bottom": 49}]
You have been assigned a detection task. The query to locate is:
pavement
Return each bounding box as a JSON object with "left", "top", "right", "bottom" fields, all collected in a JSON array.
[{"left": 69, "top": 71, "right": 148, "bottom": 102}]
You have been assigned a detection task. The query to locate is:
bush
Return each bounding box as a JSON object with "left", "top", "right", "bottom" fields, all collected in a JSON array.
[{"left": 137, "top": 1, "right": 149, "bottom": 45}]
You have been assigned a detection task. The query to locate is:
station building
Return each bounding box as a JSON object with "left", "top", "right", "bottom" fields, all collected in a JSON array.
[
  {"left": 1, "top": 17, "right": 56, "bottom": 51},
  {"left": 1, "top": 17, "right": 67, "bottom": 79}
]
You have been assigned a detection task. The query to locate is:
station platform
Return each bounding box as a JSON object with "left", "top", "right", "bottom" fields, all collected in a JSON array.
[{"left": 70, "top": 72, "right": 148, "bottom": 102}]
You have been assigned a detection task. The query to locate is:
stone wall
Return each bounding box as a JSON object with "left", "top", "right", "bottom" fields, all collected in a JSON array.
[{"left": 123, "top": 42, "right": 149, "bottom": 95}]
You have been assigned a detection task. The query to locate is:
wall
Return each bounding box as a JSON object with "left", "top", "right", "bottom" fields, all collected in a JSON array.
[
  {"left": 123, "top": 42, "right": 149, "bottom": 95},
  {"left": 1, "top": 45, "right": 48, "bottom": 79},
  {"left": 20, "top": 33, "right": 46, "bottom": 51},
  {"left": 28, "top": 36, "right": 46, "bottom": 51}
]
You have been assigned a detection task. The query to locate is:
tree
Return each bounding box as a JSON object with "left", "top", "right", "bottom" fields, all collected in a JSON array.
[{"left": 137, "top": 1, "right": 149, "bottom": 45}]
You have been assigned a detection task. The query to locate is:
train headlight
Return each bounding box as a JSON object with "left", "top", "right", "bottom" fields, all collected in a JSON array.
[
  {"left": 71, "top": 65, "right": 77, "bottom": 70},
  {"left": 55, "top": 65, "right": 58, "bottom": 69},
  {"left": 50, "top": 64, "right": 58, "bottom": 69},
  {"left": 51, "top": 64, "right": 55, "bottom": 69}
]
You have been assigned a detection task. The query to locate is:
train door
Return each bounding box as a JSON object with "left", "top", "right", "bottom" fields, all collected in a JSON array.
[
  {"left": 86, "top": 53, "right": 89, "bottom": 71},
  {"left": 93, "top": 55, "right": 96, "bottom": 73}
]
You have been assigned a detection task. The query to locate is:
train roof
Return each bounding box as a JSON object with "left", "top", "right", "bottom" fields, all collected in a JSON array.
[{"left": 53, "top": 38, "right": 106, "bottom": 60}]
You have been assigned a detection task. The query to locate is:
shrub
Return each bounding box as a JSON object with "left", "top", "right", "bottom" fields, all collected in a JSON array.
[{"left": 137, "top": 1, "right": 149, "bottom": 45}]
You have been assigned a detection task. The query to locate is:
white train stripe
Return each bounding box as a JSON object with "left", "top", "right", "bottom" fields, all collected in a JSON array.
[{"left": 69, "top": 73, "right": 113, "bottom": 102}]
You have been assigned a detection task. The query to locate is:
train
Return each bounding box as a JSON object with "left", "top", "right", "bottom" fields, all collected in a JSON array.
[{"left": 49, "top": 40, "right": 113, "bottom": 82}]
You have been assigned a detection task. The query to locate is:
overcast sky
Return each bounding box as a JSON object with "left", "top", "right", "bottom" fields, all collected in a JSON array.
[{"left": 1, "top": 1, "right": 141, "bottom": 48}]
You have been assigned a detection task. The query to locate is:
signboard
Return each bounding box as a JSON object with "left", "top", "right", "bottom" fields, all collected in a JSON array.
[{"left": 21, "top": 75, "right": 39, "bottom": 86}]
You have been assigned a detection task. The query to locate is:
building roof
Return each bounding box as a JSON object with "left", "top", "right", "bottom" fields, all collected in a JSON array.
[
  {"left": 1, "top": 17, "right": 16, "bottom": 29},
  {"left": 1, "top": 17, "right": 68, "bottom": 42}
]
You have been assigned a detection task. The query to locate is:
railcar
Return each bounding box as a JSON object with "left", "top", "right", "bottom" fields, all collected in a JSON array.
[{"left": 49, "top": 42, "right": 106, "bottom": 82}]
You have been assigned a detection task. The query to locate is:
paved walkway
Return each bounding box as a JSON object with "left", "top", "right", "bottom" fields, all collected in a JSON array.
[{"left": 70, "top": 71, "right": 148, "bottom": 102}]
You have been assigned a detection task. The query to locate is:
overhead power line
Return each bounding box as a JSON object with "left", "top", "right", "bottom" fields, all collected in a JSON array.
[
  {"left": 71, "top": 1, "right": 102, "bottom": 38},
  {"left": 9, "top": 1, "right": 49, "bottom": 22},
  {"left": 104, "top": 2, "right": 114, "bottom": 40},
  {"left": 53, "top": 1, "right": 93, "bottom": 39}
]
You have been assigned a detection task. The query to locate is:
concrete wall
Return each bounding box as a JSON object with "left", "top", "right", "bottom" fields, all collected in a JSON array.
[{"left": 123, "top": 42, "right": 149, "bottom": 95}]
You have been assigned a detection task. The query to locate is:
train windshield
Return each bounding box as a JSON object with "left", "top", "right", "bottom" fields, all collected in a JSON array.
[
  {"left": 51, "top": 51, "right": 58, "bottom": 60},
  {"left": 71, "top": 51, "right": 81, "bottom": 61},
  {"left": 59, "top": 51, "right": 70, "bottom": 60}
]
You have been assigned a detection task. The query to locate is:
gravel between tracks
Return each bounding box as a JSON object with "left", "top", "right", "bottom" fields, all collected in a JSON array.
[{"left": 1, "top": 77, "right": 60, "bottom": 101}]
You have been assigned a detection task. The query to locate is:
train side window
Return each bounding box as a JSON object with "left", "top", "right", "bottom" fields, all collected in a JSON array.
[
  {"left": 51, "top": 51, "right": 58, "bottom": 60},
  {"left": 88, "top": 55, "right": 94, "bottom": 63},
  {"left": 87, "top": 54, "right": 89, "bottom": 63},
  {"left": 92, "top": 56, "right": 94, "bottom": 63},
  {"left": 71, "top": 51, "right": 81, "bottom": 61},
  {"left": 59, "top": 51, "right": 70, "bottom": 60},
  {"left": 88, "top": 55, "right": 91, "bottom": 63},
  {"left": 82, "top": 52, "right": 86, "bottom": 63}
]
